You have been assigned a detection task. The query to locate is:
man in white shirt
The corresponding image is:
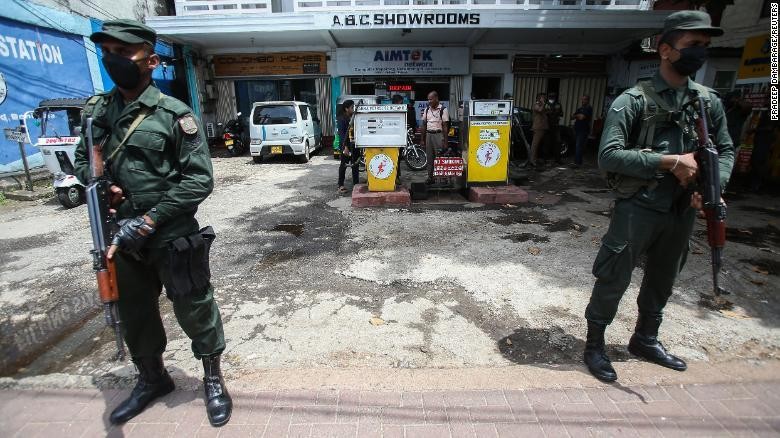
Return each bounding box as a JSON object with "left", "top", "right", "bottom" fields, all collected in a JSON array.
[{"left": 420, "top": 91, "right": 449, "bottom": 184}]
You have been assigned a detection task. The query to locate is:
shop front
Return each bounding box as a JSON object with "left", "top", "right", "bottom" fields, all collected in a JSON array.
[
  {"left": 335, "top": 47, "right": 469, "bottom": 125},
  {"left": 210, "top": 52, "right": 332, "bottom": 136}
]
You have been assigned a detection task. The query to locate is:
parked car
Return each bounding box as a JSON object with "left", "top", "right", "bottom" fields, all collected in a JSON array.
[{"left": 249, "top": 101, "right": 322, "bottom": 163}]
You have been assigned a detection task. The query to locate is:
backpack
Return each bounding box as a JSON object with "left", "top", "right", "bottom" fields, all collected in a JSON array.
[{"left": 425, "top": 105, "right": 446, "bottom": 122}]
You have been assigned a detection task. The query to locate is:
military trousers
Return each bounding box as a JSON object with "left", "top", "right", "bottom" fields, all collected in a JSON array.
[
  {"left": 585, "top": 197, "right": 696, "bottom": 326},
  {"left": 115, "top": 247, "right": 226, "bottom": 359}
]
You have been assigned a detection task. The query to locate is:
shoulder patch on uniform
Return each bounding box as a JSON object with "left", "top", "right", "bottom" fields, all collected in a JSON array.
[
  {"left": 612, "top": 106, "right": 626, "bottom": 112},
  {"left": 178, "top": 115, "right": 198, "bottom": 135}
]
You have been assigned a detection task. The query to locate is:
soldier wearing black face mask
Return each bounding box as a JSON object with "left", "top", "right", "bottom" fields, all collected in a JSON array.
[
  {"left": 581, "top": 11, "right": 734, "bottom": 383},
  {"left": 74, "top": 19, "right": 232, "bottom": 427}
]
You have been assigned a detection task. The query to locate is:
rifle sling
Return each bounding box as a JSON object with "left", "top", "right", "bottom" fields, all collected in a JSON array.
[{"left": 106, "top": 106, "right": 154, "bottom": 163}]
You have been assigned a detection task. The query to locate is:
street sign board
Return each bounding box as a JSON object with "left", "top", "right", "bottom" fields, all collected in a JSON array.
[{"left": 4, "top": 128, "right": 27, "bottom": 143}]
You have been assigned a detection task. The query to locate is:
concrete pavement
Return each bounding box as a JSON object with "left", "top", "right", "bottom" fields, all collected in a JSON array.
[
  {"left": 1, "top": 380, "right": 778, "bottom": 437},
  {"left": 1, "top": 361, "right": 779, "bottom": 437}
]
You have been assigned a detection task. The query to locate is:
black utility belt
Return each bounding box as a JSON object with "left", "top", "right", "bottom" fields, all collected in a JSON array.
[{"left": 427, "top": 130, "right": 443, "bottom": 134}]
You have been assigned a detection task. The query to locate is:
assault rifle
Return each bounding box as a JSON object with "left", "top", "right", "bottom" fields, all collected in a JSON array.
[
  {"left": 693, "top": 96, "right": 727, "bottom": 297},
  {"left": 84, "top": 117, "right": 125, "bottom": 361}
]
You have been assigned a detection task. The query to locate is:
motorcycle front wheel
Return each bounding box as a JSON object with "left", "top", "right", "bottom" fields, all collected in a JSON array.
[{"left": 405, "top": 145, "right": 427, "bottom": 171}]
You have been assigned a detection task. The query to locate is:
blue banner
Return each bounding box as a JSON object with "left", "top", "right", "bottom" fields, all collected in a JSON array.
[{"left": 0, "top": 16, "right": 94, "bottom": 173}]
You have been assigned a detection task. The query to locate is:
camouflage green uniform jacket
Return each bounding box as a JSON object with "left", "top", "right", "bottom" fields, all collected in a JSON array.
[
  {"left": 599, "top": 73, "right": 734, "bottom": 212},
  {"left": 74, "top": 84, "right": 213, "bottom": 247}
]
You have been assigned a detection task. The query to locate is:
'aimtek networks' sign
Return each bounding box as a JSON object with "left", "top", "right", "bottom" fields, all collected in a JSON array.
[
  {"left": 332, "top": 12, "right": 480, "bottom": 27},
  {"left": 336, "top": 47, "right": 469, "bottom": 76}
]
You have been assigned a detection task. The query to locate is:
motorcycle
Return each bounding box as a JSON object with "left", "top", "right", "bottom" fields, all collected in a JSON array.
[
  {"left": 218, "top": 112, "right": 247, "bottom": 156},
  {"left": 401, "top": 128, "right": 427, "bottom": 171}
]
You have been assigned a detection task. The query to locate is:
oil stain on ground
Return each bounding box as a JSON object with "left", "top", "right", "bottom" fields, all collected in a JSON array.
[
  {"left": 715, "top": 225, "right": 780, "bottom": 247},
  {"left": 497, "top": 325, "right": 631, "bottom": 365},
  {"left": 272, "top": 223, "right": 305, "bottom": 237},
  {"left": 502, "top": 233, "right": 550, "bottom": 243},
  {"left": 255, "top": 249, "right": 306, "bottom": 269},
  {"left": 491, "top": 211, "right": 588, "bottom": 233},
  {"left": 738, "top": 205, "right": 780, "bottom": 216},
  {"left": 740, "top": 257, "right": 780, "bottom": 276}
]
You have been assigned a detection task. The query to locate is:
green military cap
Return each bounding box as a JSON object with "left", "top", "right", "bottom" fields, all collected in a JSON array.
[
  {"left": 90, "top": 19, "right": 156, "bottom": 46},
  {"left": 662, "top": 10, "right": 723, "bottom": 37}
]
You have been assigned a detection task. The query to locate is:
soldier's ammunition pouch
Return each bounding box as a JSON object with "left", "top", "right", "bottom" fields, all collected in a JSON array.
[
  {"left": 605, "top": 172, "right": 658, "bottom": 199},
  {"left": 162, "top": 226, "right": 216, "bottom": 299}
]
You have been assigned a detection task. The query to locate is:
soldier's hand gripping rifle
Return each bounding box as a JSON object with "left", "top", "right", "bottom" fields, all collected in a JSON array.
[
  {"left": 85, "top": 117, "right": 125, "bottom": 361},
  {"left": 693, "top": 96, "right": 727, "bottom": 298}
]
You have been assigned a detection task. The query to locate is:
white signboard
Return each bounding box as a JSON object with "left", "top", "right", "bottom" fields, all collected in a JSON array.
[
  {"left": 336, "top": 47, "right": 469, "bottom": 76},
  {"left": 4, "top": 128, "right": 26, "bottom": 143}
]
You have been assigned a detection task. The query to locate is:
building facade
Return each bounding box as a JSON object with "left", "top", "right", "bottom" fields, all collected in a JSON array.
[{"left": 147, "top": 0, "right": 667, "bottom": 138}]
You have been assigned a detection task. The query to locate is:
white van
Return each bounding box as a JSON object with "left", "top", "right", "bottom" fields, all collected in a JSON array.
[{"left": 249, "top": 101, "right": 322, "bottom": 163}]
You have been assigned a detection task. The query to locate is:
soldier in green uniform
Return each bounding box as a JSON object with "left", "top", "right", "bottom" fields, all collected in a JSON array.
[
  {"left": 74, "top": 20, "right": 232, "bottom": 426},
  {"left": 583, "top": 11, "right": 734, "bottom": 382}
]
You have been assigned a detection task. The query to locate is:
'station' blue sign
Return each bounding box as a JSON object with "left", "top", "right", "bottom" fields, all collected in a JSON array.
[{"left": 0, "top": 17, "right": 94, "bottom": 173}]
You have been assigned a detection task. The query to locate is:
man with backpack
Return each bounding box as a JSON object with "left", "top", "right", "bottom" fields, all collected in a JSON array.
[
  {"left": 582, "top": 10, "right": 734, "bottom": 382},
  {"left": 420, "top": 91, "right": 449, "bottom": 184}
]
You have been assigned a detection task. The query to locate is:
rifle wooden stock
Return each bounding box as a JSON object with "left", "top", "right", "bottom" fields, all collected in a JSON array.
[{"left": 96, "top": 259, "right": 119, "bottom": 303}]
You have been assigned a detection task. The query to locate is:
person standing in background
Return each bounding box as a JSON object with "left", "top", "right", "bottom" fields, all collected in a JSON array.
[
  {"left": 420, "top": 91, "right": 449, "bottom": 184},
  {"left": 528, "top": 93, "right": 548, "bottom": 170},
  {"left": 571, "top": 95, "right": 593, "bottom": 168},
  {"left": 337, "top": 100, "right": 358, "bottom": 193}
]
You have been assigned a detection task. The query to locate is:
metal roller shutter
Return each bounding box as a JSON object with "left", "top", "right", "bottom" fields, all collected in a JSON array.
[
  {"left": 215, "top": 79, "right": 237, "bottom": 124},
  {"left": 513, "top": 76, "right": 548, "bottom": 109}
]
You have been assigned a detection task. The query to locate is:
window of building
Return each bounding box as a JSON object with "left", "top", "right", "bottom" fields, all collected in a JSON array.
[{"left": 713, "top": 71, "right": 736, "bottom": 94}]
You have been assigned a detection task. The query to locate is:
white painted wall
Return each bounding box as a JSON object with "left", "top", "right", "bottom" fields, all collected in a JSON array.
[
  {"left": 713, "top": 0, "right": 770, "bottom": 48},
  {"left": 469, "top": 52, "right": 517, "bottom": 99},
  {"left": 27, "top": 0, "right": 168, "bottom": 21}
]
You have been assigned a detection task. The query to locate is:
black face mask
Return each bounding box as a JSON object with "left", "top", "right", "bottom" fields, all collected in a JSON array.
[
  {"left": 102, "top": 52, "right": 147, "bottom": 89},
  {"left": 671, "top": 46, "right": 708, "bottom": 76}
]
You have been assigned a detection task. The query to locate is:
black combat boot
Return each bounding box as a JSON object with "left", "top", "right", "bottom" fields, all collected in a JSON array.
[
  {"left": 583, "top": 320, "right": 618, "bottom": 382},
  {"left": 109, "top": 356, "right": 175, "bottom": 424},
  {"left": 627, "top": 314, "right": 687, "bottom": 371},
  {"left": 202, "top": 355, "right": 232, "bottom": 427}
]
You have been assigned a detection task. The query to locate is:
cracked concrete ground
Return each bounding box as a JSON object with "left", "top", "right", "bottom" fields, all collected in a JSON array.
[{"left": 0, "top": 151, "right": 778, "bottom": 389}]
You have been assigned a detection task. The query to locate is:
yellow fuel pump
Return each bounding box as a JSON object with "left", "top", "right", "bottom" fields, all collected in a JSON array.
[
  {"left": 354, "top": 104, "right": 407, "bottom": 192},
  {"left": 463, "top": 100, "right": 512, "bottom": 184}
]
